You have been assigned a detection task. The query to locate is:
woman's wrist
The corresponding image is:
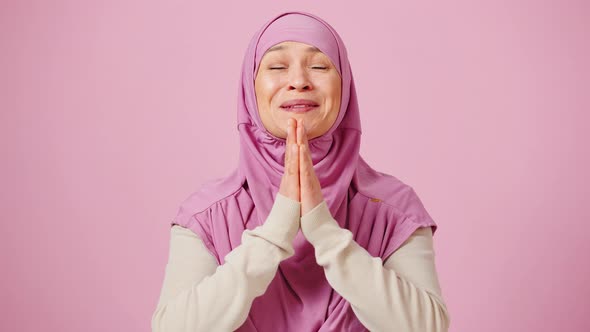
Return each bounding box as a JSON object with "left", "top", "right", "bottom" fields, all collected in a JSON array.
[
  {"left": 300, "top": 200, "right": 342, "bottom": 245},
  {"left": 260, "top": 192, "right": 301, "bottom": 243}
]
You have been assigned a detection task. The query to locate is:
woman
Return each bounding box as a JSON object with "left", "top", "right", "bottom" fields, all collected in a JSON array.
[{"left": 152, "top": 11, "right": 450, "bottom": 332}]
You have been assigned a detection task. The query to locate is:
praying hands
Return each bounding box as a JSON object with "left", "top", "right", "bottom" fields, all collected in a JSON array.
[{"left": 279, "top": 118, "right": 325, "bottom": 217}]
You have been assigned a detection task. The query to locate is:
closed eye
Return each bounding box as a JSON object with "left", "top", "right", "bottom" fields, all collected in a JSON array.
[{"left": 269, "top": 67, "right": 327, "bottom": 70}]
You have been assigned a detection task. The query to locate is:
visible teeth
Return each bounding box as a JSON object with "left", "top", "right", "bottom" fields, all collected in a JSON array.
[{"left": 292, "top": 105, "right": 312, "bottom": 108}]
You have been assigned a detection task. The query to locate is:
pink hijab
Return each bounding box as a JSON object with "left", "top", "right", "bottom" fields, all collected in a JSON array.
[{"left": 172, "top": 11, "right": 438, "bottom": 331}]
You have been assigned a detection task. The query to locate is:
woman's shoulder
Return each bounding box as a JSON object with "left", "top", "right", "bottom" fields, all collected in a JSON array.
[
  {"left": 171, "top": 171, "right": 246, "bottom": 227},
  {"left": 353, "top": 165, "right": 435, "bottom": 226}
]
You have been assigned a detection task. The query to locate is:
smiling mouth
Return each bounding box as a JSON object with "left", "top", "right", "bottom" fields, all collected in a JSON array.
[{"left": 280, "top": 105, "right": 319, "bottom": 113}]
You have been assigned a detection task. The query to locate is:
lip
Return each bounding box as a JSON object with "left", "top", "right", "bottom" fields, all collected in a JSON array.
[
  {"left": 280, "top": 99, "right": 320, "bottom": 108},
  {"left": 281, "top": 105, "right": 319, "bottom": 113}
]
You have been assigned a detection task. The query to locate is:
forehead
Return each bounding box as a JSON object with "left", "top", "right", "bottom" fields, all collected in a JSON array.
[{"left": 262, "top": 41, "right": 326, "bottom": 58}]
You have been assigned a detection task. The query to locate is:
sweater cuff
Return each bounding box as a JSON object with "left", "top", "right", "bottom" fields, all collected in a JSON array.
[
  {"left": 300, "top": 200, "right": 343, "bottom": 246},
  {"left": 259, "top": 192, "right": 301, "bottom": 245}
]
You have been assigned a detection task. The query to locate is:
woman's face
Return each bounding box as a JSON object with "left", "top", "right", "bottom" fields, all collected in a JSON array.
[{"left": 255, "top": 41, "right": 342, "bottom": 140}]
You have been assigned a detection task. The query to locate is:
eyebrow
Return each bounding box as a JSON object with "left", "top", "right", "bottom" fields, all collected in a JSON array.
[{"left": 265, "top": 45, "right": 322, "bottom": 53}]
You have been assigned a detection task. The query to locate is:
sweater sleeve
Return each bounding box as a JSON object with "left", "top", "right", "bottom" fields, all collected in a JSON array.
[
  {"left": 300, "top": 200, "right": 451, "bottom": 332},
  {"left": 151, "top": 193, "right": 301, "bottom": 332}
]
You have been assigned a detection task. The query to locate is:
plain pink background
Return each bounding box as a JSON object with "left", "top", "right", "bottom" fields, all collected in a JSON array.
[{"left": 2, "top": 1, "right": 589, "bottom": 331}]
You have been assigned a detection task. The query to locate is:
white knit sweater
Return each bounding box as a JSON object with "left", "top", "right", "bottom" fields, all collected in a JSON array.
[{"left": 152, "top": 193, "right": 451, "bottom": 331}]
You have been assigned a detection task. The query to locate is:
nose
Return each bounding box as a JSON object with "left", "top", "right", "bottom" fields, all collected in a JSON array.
[{"left": 287, "top": 66, "right": 312, "bottom": 91}]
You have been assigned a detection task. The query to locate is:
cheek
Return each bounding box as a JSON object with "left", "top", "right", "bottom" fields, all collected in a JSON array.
[
  {"left": 332, "top": 78, "right": 342, "bottom": 105},
  {"left": 321, "top": 78, "right": 341, "bottom": 105},
  {"left": 256, "top": 78, "right": 282, "bottom": 103}
]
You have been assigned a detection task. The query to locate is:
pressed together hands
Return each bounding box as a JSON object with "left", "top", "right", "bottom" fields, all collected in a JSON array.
[{"left": 278, "top": 118, "right": 325, "bottom": 217}]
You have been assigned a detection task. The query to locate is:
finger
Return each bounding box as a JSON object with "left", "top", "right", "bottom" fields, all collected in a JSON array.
[
  {"left": 299, "top": 137, "right": 316, "bottom": 193},
  {"left": 297, "top": 121, "right": 314, "bottom": 190},
  {"left": 285, "top": 118, "right": 293, "bottom": 165},
  {"left": 287, "top": 118, "right": 299, "bottom": 165},
  {"left": 287, "top": 118, "right": 296, "bottom": 146},
  {"left": 299, "top": 119, "right": 312, "bottom": 164},
  {"left": 289, "top": 119, "right": 299, "bottom": 186},
  {"left": 291, "top": 142, "right": 300, "bottom": 199},
  {"left": 283, "top": 141, "right": 299, "bottom": 201},
  {"left": 298, "top": 118, "right": 311, "bottom": 152},
  {"left": 296, "top": 118, "right": 304, "bottom": 145},
  {"left": 296, "top": 119, "right": 306, "bottom": 187},
  {"left": 290, "top": 120, "right": 300, "bottom": 187}
]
